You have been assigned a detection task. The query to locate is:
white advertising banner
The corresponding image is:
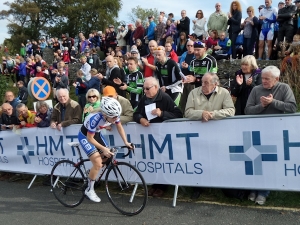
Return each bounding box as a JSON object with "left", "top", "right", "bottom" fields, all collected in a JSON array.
[{"left": 0, "top": 114, "right": 300, "bottom": 191}]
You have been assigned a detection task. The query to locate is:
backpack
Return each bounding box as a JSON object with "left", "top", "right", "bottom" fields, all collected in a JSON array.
[{"left": 6, "top": 59, "right": 14, "bottom": 69}]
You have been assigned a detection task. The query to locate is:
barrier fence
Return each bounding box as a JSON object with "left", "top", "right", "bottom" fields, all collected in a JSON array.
[{"left": 1, "top": 114, "right": 300, "bottom": 192}]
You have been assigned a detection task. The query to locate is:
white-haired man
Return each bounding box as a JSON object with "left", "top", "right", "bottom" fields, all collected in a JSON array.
[
  {"left": 133, "top": 19, "right": 145, "bottom": 43},
  {"left": 245, "top": 65, "right": 296, "bottom": 205},
  {"left": 245, "top": 65, "right": 296, "bottom": 115},
  {"left": 50, "top": 88, "right": 82, "bottom": 131},
  {"left": 133, "top": 77, "right": 183, "bottom": 198},
  {"left": 185, "top": 72, "right": 235, "bottom": 199}
]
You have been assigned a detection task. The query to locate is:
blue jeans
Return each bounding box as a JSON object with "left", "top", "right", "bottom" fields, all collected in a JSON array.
[{"left": 251, "top": 190, "right": 270, "bottom": 197}]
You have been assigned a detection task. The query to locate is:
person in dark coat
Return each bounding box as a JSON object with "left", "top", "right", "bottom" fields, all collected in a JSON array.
[
  {"left": 230, "top": 55, "right": 262, "bottom": 115},
  {"left": 133, "top": 76, "right": 183, "bottom": 198},
  {"left": 17, "top": 81, "right": 28, "bottom": 105},
  {"left": 227, "top": 1, "right": 242, "bottom": 59}
]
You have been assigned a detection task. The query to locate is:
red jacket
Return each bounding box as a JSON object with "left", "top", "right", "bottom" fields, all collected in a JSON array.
[
  {"left": 206, "top": 37, "right": 218, "bottom": 48},
  {"left": 133, "top": 25, "right": 145, "bottom": 40},
  {"left": 168, "top": 49, "right": 178, "bottom": 63},
  {"left": 144, "top": 54, "right": 155, "bottom": 78}
]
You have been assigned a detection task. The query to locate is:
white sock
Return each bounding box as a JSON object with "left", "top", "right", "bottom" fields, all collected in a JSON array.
[{"left": 88, "top": 179, "right": 95, "bottom": 191}]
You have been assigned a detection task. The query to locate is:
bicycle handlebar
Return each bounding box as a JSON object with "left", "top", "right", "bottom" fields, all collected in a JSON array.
[{"left": 110, "top": 143, "right": 135, "bottom": 158}]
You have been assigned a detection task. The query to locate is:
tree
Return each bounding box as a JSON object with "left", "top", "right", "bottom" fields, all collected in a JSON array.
[
  {"left": 0, "top": 0, "right": 59, "bottom": 52},
  {"left": 0, "top": 0, "right": 122, "bottom": 52},
  {"left": 127, "top": 5, "right": 159, "bottom": 26},
  {"left": 53, "top": 0, "right": 122, "bottom": 38}
]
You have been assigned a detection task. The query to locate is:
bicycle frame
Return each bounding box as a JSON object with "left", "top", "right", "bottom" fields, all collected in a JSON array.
[{"left": 70, "top": 145, "right": 132, "bottom": 191}]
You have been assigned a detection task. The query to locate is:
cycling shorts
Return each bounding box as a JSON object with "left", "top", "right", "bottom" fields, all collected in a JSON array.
[
  {"left": 78, "top": 131, "right": 108, "bottom": 157},
  {"left": 259, "top": 29, "right": 273, "bottom": 41}
]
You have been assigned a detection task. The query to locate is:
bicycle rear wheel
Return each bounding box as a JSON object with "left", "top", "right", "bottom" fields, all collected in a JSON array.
[
  {"left": 105, "top": 162, "right": 148, "bottom": 216},
  {"left": 51, "top": 160, "right": 86, "bottom": 208}
]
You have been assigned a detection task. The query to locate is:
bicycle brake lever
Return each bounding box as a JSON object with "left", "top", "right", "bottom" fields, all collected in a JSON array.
[{"left": 122, "top": 144, "right": 135, "bottom": 158}]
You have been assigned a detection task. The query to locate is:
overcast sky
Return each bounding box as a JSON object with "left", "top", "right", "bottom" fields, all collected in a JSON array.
[{"left": 0, "top": 0, "right": 271, "bottom": 44}]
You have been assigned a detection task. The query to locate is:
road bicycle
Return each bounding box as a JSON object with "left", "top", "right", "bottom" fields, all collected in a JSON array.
[{"left": 50, "top": 142, "right": 148, "bottom": 216}]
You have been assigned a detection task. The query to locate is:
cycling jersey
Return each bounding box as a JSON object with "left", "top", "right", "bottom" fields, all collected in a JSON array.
[
  {"left": 78, "top": 112, "right": 120, "bottom": 157},
  {"left": 189, "top": 54, "right": 218, "bottom": 87},
  {"left": 260, "top": 6, "right": 278, "bottom": 30},
  {"left": 155, "top": 58, "right": 182, "bottom": 88},
  {"left": 155, "top": 58, "right": 183, "bottom": 106},
  {"left": 126, "top": 70, "right": 144, "bottom": 108}
]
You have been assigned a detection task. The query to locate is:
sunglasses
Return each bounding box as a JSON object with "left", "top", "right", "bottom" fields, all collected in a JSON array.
[
  {"left": 247, "top": 11, "right": 252, "bottom": 12},
  {"left": 88, "top": 95, "right": 97, "bottom": 99},
  {"left": 194, "top": 41, "right": 205, "bottom": 47},
  {"left": 153, "top": 47, "right": 164, "bottom": 50},
  {"left": 143, "top": 85, "right": 154, "bottom": 91}
]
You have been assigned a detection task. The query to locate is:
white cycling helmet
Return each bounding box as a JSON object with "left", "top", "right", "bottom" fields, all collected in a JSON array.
[{"left": 100, "top": 97, "right": 122, "bottom": 118}]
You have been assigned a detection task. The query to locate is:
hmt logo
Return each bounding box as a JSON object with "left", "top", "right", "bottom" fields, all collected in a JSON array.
[
  {"left": 17, "top": 137, "right": 35, "bottom": 164},
  {"left": 0, "top": 138, "right": 3, "bottom": 154},
  {"left": 229, "top": 131, "right": 277, "bottom": 175}
]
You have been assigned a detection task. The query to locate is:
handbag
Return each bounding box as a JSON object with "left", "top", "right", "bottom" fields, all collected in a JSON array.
[{"left": 235, "top": 33, "right": 244, "bottom": 45}]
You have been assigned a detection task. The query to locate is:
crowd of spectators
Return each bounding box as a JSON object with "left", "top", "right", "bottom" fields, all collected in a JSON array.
[{"left": 0, "top": 0, "right": 300, "bottom": 205}]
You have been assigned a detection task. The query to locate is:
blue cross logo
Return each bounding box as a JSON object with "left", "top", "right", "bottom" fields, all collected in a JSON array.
[
  {"left": 17, "top": 137, "right": 35, "bottom": 164},
  {"left": 229, "top": 131, "right": 277, "bottom": 175}
]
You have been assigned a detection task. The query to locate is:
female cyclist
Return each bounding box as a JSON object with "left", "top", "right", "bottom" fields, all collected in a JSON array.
[{"left": 78, "top": 97, "right": 133, "bottom": 202}]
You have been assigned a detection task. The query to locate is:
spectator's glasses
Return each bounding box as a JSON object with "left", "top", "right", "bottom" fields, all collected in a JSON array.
[
  {"left": 153, "top": 47, "right": 164, "bottom": 51},
  {"left": 88, "top": 95, "right": 97, "bottom": 99},
  {"left": 187, "top": 45, "right": 194, "bottom": 47},
  {"left": 143, "top": 85, "right": 154, "bottom": 91}
]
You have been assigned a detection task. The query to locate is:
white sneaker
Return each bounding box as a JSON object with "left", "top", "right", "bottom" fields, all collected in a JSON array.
[
  {"left": 255, "top": 195, "right": 266, "bottom": 205},
  {"left": 248, "top": 192, "right": 256, "bottom": 201},
  {"left": 85, "top": 188, "right": 101, "bottom": 202}
]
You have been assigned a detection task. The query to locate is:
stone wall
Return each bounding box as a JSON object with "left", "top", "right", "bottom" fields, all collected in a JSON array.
[
  {"left": 217, "top": 59, "right": 281, "bottom": 86},
  {"left": 43, "top": 48, "right": 81, "bottom": 83},
  {"left": 42, "top": 48, "right": 281, "bottom": 86}
]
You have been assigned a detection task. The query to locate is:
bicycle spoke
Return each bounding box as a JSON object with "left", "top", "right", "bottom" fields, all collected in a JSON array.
[
  {"left": 51, "top": 160, "right": 86, "bottom": 208},
  {"left": 105, "top": 162, "right": 147, "bottom": 216}
]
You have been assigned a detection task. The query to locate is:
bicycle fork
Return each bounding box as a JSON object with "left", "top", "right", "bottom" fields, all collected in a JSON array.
[{"left": 111, "top": 165, "right": 138, "bottom": 203}]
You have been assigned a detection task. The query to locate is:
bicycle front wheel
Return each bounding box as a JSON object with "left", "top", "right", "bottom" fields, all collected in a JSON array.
[
  {"left": 51, "top": 160, "right": 86, "bottom": 208},
  {"left": 105, "top": 162, "right": 148, "bottom": 216}
]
